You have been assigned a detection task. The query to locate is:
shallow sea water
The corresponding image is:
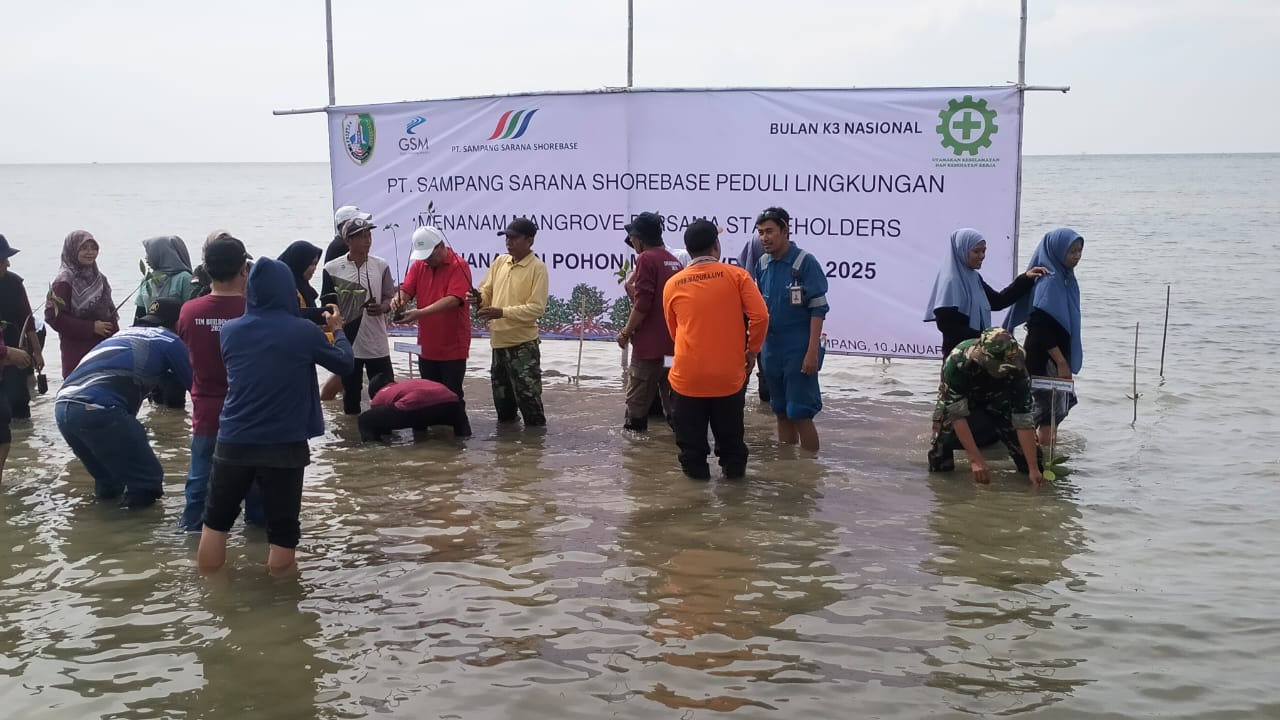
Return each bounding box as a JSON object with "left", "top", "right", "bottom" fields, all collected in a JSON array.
[{"left": 1, "top": 155, "right": 1277, "bottom": 718}]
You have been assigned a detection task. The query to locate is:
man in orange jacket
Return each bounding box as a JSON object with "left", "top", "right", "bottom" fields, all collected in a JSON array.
[{"left": 662, "top": 220, "right": 769, "bottom": 481}]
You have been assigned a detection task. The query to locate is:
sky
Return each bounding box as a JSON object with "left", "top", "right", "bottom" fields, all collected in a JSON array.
[{"left": 0, "top": 0, "right": 1276, "bottom": 163}]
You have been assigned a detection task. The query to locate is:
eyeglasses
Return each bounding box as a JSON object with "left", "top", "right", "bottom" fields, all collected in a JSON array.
[{"left": 758, "top": 210, "right": 787, "bottom": 224}]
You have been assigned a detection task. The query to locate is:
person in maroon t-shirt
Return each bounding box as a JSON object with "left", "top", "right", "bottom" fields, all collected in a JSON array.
[
  {"left": 389, "top": 226, "right": 473, "bottom": 437},
  {"left": 616, "top": 212, "right": 684, "bottom": 432},
  {"left": 175, "top": 235, "right": 262, "bottom": 531},
  {"left": 358, "top": 374, "right": 469, "bottom": 442}
]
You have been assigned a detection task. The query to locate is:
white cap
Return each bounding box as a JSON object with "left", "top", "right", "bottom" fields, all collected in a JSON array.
[
  {"left": 410, "top": 226, "right": 444, "bottom": 260},
  {"left": 334, "top": 205, "right": 372, "bottom": 230}
]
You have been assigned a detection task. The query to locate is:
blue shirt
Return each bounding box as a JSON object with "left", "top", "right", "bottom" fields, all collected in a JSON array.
[
  {"left": 56, "top": 327, "right": 193, "bottom": 413},
  {"left": 217, "top": 257, "right": 354, "bottom": 445},
  {"left": 756, "top": 243, "right": 830, "bottom": 353}
]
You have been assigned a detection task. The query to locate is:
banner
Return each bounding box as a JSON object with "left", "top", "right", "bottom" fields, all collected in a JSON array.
[{"left": 327, "top": 86, "right": 1022, "bottom": 359}]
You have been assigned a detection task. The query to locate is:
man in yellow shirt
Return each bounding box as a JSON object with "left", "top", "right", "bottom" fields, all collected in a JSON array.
[{"left": 470, "top": 218, "right": 549, "bottom": 427}]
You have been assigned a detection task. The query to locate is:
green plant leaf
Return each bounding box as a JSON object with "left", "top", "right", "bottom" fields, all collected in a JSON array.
[
  {"left": 1043, "top": 469, "right": 1057, "bottom": 481},
  {"left": 1051, "top": 455, "right": 1070, "bottom": 465},
  {"left": 139, "top": 259, "right": 147, "bottom": 275}
]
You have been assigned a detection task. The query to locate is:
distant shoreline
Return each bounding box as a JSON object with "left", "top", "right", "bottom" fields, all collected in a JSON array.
[{"left": 2, "top": 152, "right": 1278, "bottom": 167}]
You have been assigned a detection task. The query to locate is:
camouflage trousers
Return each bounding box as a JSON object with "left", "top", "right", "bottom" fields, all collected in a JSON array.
[
  {"left": 928, "top": 399, "right": 1042, "bottom": 474},
  {"left": 491, "top": 340, "right": 545, "bottom": 426}
]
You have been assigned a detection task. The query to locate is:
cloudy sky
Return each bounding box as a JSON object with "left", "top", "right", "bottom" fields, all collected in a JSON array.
[{"left": 1, "top": 0, "right": 1275, "bottom": 163}]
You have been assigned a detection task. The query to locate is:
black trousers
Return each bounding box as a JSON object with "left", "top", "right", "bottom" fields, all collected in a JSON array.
[
  {"left": 342, "top": 356, "right": 394, "bottom": 414},
  {"left": 2, "top": 365, "right": 31, "bottom": 420},
  {"left": 417, "top": 358, "right": 466, "bottom": 399},
  {"left": 670, "top": 389, "right": 748, "bottom": 477},
  {"left": 203, "top": 462, "right": 305, "bottom": 549},
  {"left": 358, "top": 402, "right": 468, "bottom": 441},
  {"left": 419, "top": 358, "right": 472, "bottom": 436}
]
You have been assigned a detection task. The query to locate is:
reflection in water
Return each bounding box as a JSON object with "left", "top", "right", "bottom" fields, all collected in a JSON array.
[
  {"left": 2, "top": 381, "right": 1110, "bottom": 718},
  {"left": 180, "top": 575, "right": 334, "bottom": 720},
  {"left": 621, "top": 444, "right": 844, "bottom": 713},
  {"left": 921, "top": 476, "right": 1092, "bottom": 714}
]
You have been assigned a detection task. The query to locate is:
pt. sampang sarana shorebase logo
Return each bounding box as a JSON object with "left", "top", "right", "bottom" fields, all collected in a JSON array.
[
  {"left": 936, "top": 95, "right": 998, "bottom": 156},
  {"left": 488, "top": 109, "right": 538, "bottom": 140},
  {"left": 343, "top": 113, "right": 376, "bottom": 165}
]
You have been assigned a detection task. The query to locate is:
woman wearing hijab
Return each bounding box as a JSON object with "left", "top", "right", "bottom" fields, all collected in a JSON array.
[
  {"left": 45, "top": 231, "right": 118, "bottom": 377},
  {"left": 318, "top": 234, "right": 353, "bottom": 402},
  {"left": 134, "top": 236, "right": 196, "bottom": 408},
  {"left": 277, "top": 240, "right": 327, "bottom": 326},
  {"left": 136, "top": 236, "right": 196, "bottom": 321},
  {"left": 925, "top": 228, "right": 1049, "bottom": 358},
  {"left": 1002, "top": 228, "right": 1085, "bottom": 447}
]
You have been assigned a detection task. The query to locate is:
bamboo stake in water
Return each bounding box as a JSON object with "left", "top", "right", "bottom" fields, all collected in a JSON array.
[
  {"left": 1159, "top": 285, "right": 1171, "bottom": 378},
  {"left": 574, "top": 294, "right": 587, "bottom": 385},
  {"left": 1131, "top": 322, "right": 1140, "bottom": 425}
]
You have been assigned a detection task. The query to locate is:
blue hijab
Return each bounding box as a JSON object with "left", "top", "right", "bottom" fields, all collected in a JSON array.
[
  {"left": 924, "top": 228, "right": 990, "bottom": 331},
  {"left": 1002, "top": 228, "right": 1084, "bottom": 372}
]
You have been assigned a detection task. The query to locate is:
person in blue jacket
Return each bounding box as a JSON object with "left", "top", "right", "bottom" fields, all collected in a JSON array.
[
  {"left": 753, "top": 207, "right": 830, "bottom": 452},
  {"left": 197, "top": 257, "right": 352, "bottom": 574},
  {"left": 54, "top": 297, "right": 192, "bottom": 508}
]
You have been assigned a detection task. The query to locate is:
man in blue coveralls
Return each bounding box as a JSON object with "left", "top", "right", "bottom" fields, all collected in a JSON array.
[{"left": 752, "top": 207, "right": 829, "bottom": 452}]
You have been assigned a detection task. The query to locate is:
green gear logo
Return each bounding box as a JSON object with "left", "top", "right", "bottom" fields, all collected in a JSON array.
[{"left": 936, "top": 95, "right": 998, "bottom": 156}]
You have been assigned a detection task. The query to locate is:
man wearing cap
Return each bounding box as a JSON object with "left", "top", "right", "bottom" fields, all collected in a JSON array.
[
  {"left": 322, "top": 210, "right": 397, "bottom": 414},
  {"left": 469, "top": 218, "right": 549, "bottom": 427},
  {"left": 663, "top": 220, "right": 769, "bottom": 480},
  {"left": 54, "top": 297, "right": 193, "bottom": 509},
  {"left": 616, "top": 212, "right": 684, "bottom": 432},
  {"left": 389, "top": 226, "right": 474, "bottom": 437},
  {"left": 0, "top": 234, "right": 45, "bottom": 422},
  {"left": 176, "top": 234, "right": 264, "bottom": 531},
  {"left": 326, "top": 206, "right": 368, "bottom": 264},
  {"left": 319, "top": 211, "right": 365, "bottom": 402},
  {"left": 928, "top": 328, "right": 1045, "bottom": 486},
  {"left": 753, "top": 206, "right": 829, "bottom": 452}
]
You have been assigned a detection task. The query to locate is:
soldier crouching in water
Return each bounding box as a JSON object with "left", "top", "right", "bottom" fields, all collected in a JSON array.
[{"left": 927, "top": 328, "right": 1045, "bottom": 486}]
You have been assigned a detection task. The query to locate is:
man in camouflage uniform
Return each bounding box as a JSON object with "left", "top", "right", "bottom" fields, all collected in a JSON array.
[{"left": 927, "top": 328, "right": 1045, "bottom": 485}]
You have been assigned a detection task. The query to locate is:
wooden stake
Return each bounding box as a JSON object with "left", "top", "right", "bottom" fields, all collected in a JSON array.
[
  {"left": 1131, "top": 322, "right": 1140, "bottom": 425},
  {"left": 1159, "top": 285, "right": 1170, "bottom": 377},
  {"left": 574, "top": 294, "right": 586, "bottom": 384}
]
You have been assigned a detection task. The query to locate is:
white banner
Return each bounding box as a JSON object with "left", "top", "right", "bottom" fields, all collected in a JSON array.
[{"left": 327, "top": 87, "right": 1022, "bottom": 359}]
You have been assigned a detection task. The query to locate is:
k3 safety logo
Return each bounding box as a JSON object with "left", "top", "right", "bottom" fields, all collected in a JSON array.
[{"left": 936, "top": 96, "right": 998, "bottom": 156}]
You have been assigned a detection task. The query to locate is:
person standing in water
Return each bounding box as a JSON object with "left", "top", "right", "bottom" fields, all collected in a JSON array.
[
  {"left": 470, "top": 218, "right": 549, "bottom": 428},
  {"left": 389, "top": 226, "right": 474, "bottom": 437},
  {"left": 198, "top": 257, "right": 352, "bottom": 574},
  {"left": 924, "top": 228, "right": 1048, "bottom": 358},
  {"left": 1003, "top": 228, "right": 1086, "bottom": 448},
  {"left": 176, "top": 234, "right": 264, "bottom": 532},
  {"left": 663, "top": 220, "right": 769, "bottom": 480},
  {"left": 752, "top": 207, "right": 828, "bottom": 452},
  {"left": 0, "top": 234, "right": 45, "bottom": 421},
  {"left": 322, "top": 214, "right": 396, "bottom": 414},
  {"left": 46, "top": 231, "right": 118, "bottom": 377}
]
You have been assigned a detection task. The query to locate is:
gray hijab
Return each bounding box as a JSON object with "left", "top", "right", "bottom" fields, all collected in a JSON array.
[
  {"left": 143, "top": 236, "right": 193, "bottom": 299},
  {"left": 143, "top": 236, "right": 193, "bottom": 276}
]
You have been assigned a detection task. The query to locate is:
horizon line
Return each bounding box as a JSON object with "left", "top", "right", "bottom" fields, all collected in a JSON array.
[{"left": 2, "top": 151, "right": 1278, "bottom": 167}]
